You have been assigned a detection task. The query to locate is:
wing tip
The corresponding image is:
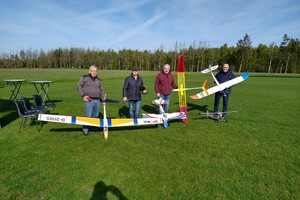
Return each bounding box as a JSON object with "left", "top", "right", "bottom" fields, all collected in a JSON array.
[
  {"left": 242, "top": 72, "right": 250, "bottom": 80},
  {"left": 190, "top": 95, "right": 199, "bottom": 99}
]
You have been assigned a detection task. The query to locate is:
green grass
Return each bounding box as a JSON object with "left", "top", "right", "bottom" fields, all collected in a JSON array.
[{"left": 0, "top": 69, "right": 299, "bottom": 199}]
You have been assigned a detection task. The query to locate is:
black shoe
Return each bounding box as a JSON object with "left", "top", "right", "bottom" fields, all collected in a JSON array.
[{"left": 83, "top": 130, "right": 89, "bottom": 136}]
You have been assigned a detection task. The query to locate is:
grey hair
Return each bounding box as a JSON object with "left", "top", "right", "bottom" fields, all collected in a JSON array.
[
  {"left": 89, "top": 65, "right": 97, "bottom": 71},
  {"left": 163, "top": 64, "right": 170, "bottom": 69}
]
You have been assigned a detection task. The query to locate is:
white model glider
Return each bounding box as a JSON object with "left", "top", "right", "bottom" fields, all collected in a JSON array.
[
  {"left": 142, "top": 99, "right": 186, "bottom": 128},
  {"left": 38, "top": 103, "right": 163, "bottom": 140},
  {"left": 190, "top": 72, "right": 250, "bottom": 100}
]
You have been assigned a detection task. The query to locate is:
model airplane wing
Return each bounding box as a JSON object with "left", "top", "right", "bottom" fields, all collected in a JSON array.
[
  {"left": 201, "top": 111, "right": 237, "bottom": 123},
  {"left": 200, "top": 111, "right": 237, "bottom": 115},
  {"left": 142, "top": 112, "right": 186, "bottom": 120},
  {"left": 38, "top": 114, "right": 163, "bottom": 128},
  {"left": 190, "top": 72, "right": 250, "bottom": 99},
  {"left": 173, "top": 87, "right": 203, "bottom": 91}
]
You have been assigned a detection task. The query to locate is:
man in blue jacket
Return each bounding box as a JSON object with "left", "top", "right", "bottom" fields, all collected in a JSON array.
[
  {"left": 213, "top": 63, "right": 235, "bottom": 118},
  {"left": 123, "top": 67, "right": 146, "bottom": 118}
]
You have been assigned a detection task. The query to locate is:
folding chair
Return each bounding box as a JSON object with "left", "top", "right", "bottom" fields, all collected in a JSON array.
[
  {"left": 14, "top": 100, "right": 40, "bottom": 132},
  {"left": 32, "top": 94, "right": 55, "bottom": 111},
  {"left": 22, "top": 97, "right": 46, "bottom": 112}
]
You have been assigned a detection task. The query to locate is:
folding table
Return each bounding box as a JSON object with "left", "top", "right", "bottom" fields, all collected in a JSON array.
[
  {"left": 29, "top": 80, "right": 55, "bottom": 106},
  {"left": 3, "top": 79, "right": 26, "bottom": 101}
]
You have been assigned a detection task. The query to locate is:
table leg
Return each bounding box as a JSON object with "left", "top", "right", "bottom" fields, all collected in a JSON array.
[
  {"left": 6, "top": 82, "right": 23, "bottom": 101},
  {"left": 33, "top": 83, "right": 55, "bottom": 106}
]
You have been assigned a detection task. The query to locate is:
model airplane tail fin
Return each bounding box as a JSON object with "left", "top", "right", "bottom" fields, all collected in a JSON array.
[{"left": 202, "top": 79, "right": 208, "bottom": 96}]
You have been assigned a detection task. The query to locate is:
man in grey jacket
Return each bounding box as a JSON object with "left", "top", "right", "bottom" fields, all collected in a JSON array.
[{"left": 78, "top": 65, "right": 106, "bottom": 136}]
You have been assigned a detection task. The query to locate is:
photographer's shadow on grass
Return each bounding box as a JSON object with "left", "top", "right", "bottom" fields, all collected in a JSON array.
[{"left": 90, "top": 181, "right": 128, "bottom": 200}]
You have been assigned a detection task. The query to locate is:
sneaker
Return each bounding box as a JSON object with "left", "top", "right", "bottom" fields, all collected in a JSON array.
[{"left": 83, "top": 130, "right": 89, "bottom": 136}]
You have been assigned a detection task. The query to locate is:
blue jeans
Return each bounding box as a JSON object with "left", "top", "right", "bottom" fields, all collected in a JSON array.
[
  {"left": 129, "top": 100, "right": 140, "bottom": 118},
  {"left": 83, "top": 99, "right": 100, "bottom": 132},
  {"left": 214, "top": 92, "right": 230, "bottom": 117},
  {"left": 159, "top": 94, "right": 171, "bottom": 113}
]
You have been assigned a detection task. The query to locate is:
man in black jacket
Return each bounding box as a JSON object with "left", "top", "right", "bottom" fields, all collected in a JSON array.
[
  {"left": 213, "top": 63, "right": 235, "bottom": 118},
  {"left": 123, "top": 67, "right": 146, "bottom": 118}
]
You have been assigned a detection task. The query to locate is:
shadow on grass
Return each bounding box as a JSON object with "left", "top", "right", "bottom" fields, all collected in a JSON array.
[
  {"left": 1, "top": 111, "right": 18, "bottom": 128},
  {"left": 186, "top": 102, "right": 209, "bottom": 112},
  {"left": 0, "top": 99, "right": 18, "bottom": 128},
  {"left": 48, "top": 124, "right": 159, "bottom": 133},
  {"left": 141, "top": 104, "right": 157, "bottom": 113},
  {"left": 118, "top": 106, "right": 129, "bottom": 118},
  {"left": 118, "top": 104, "right": 158, "bottom": 117},
  {"left": 90, "top": 181, "right": 128, "bottom": 200},
  {"left": 49, "top": 127, "right": 82, "bottom": 132}
]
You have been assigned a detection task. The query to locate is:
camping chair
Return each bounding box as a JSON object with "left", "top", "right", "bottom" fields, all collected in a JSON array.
[
  {"left": 32, "top": 94, "right": 55, "bottom": 111},
  {"left": 14, "top": 100, "right": 40, "bottom": 132},
  {"left": 22, "top": 97, "right": 46, "bottom": 112}
]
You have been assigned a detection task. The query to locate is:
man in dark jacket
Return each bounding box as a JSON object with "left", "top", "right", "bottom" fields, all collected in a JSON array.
[
  {"left": 154, "top": 64, "right": 178, "bottom": 113},
  {"left": 78, "top": 65, "right": 106, "bottom": 135},
  {"left": 213, "top": 63, "right": 235, "bottom": 117},
  {"left": 123, "top": 67, "right": 146, "bottom": 118}
]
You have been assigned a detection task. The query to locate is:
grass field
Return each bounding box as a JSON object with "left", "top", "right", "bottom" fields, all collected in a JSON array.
[{"left": 0, "top": 68, "right": 299, "bottom": 199}]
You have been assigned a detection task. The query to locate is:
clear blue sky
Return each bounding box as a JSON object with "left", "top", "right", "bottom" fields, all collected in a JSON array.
[{"left": 1, "top": 0, "right": 299, "bottom": 53}]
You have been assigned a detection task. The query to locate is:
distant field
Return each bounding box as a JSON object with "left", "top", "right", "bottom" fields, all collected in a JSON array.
[{"left": 0, "top": 68, "right": 299, "bottom": 199}]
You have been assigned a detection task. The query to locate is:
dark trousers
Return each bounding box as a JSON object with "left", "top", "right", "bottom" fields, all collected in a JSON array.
[{"left": 214, "top": 92, "right": 230, "bottom": 116}]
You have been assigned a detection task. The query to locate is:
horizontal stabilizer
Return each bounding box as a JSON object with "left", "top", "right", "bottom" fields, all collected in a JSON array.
[
  {"left": 152, "top": 99, "right": 167, "bottom": 105},
  {"left": 201, "top": 65, "right": 218, "bottom": 73}
]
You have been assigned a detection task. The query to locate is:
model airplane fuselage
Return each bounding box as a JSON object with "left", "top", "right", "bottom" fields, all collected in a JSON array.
[{"left": 142, "top": 99, "right": 186, "bottom": 128}]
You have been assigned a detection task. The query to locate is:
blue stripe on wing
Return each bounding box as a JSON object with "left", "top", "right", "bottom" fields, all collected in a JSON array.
[
  {"left": 107, "top": 119, "right": 112, "bottom": 127},
  {"left": 71, "top": 116, "right": 76, "bottom": 124}
]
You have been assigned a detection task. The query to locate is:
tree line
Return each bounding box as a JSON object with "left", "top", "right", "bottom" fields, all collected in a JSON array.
[{"left": 1, "top": 33, "right": 299, "bottom": 73}]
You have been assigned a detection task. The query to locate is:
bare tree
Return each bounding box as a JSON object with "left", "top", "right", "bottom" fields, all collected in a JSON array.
[
  {"left": 236, "top": 33, "right": 252, "bottom": 73},
  {"left": 268, "top": 42, "right": 275, "bottom": 73},
  {"left": 280, "top": 34, "right": 293, "bottom": 73}
]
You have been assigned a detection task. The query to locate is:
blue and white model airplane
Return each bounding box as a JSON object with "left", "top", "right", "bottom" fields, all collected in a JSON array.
[
  {"left": 190, "top": 65, "right": 250, "bottom": 99},
  {"left": 142, "top": 99, "right": 186, "bottom": 128}
]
